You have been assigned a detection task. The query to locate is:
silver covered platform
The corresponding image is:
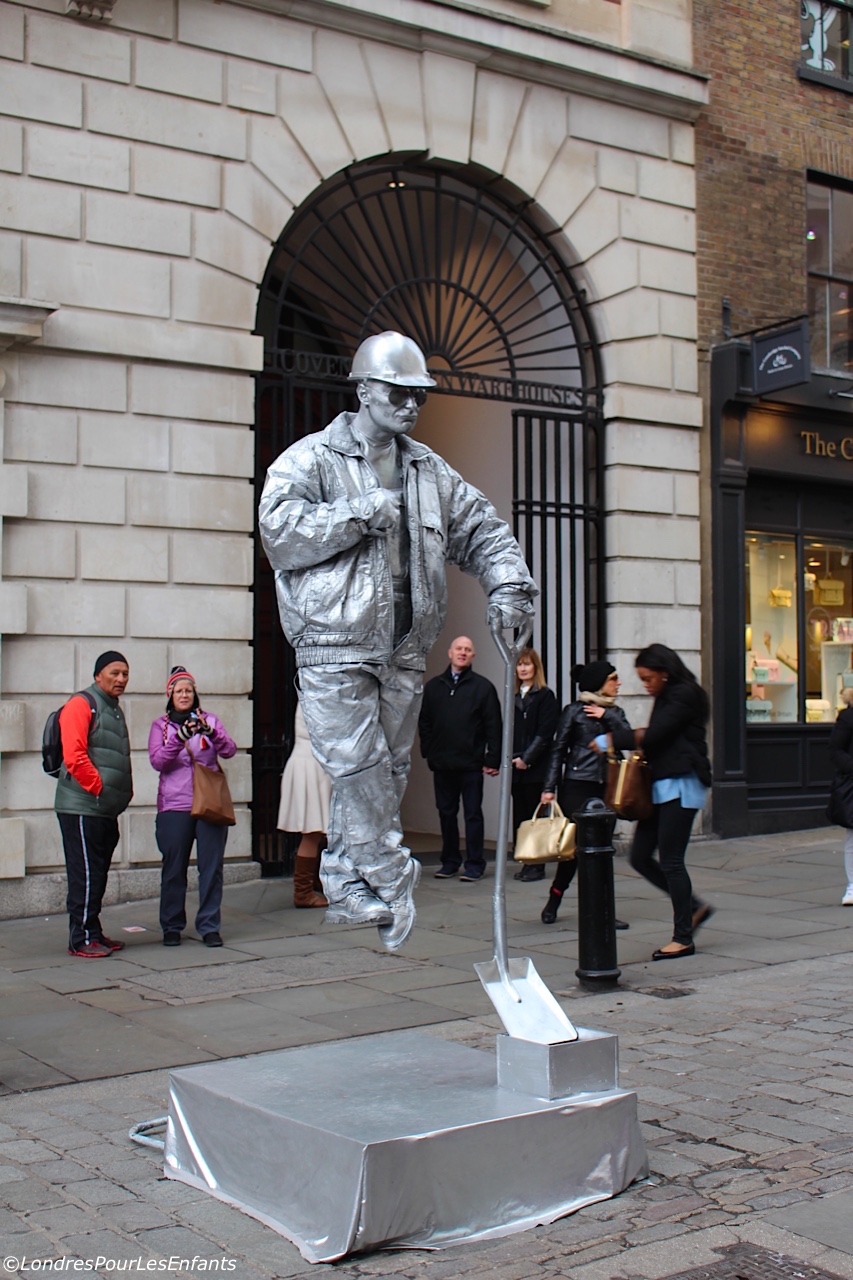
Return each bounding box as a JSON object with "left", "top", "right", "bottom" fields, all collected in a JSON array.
[{"left": 165, "top": 1029, "right": 647, "bottom": 1263}]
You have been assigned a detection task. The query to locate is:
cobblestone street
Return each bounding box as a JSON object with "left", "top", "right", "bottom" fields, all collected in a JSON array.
[{"left": 1, "top": 828, "right": 853, "bottom": 1279}]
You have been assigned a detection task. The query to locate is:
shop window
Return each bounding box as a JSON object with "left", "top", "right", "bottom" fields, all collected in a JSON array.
[
  {"left": 801, "top": 2, "right": 853, "bottom": 84},
  {"left": 805, "top": 539, "right": 853, "bottom": 717},
  {"left": 746, "top": 535, "right": 799, "bottom": 724},
  {"left": 808, "top": 178, "right": 853, "bottom": 374},
  {"left": 746, "top": 531, "right": 853, "bottom": 723}
]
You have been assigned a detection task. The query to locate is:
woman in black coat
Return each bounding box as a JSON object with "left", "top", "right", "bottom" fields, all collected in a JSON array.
[
  {"left": 604, "top": 644, "right": 713, "bottom": 960},
  {"left": 828, "top": 687, "right": 853, "bottom": 905},
  {"left": 510, "top": 648, "right": 558, "bottom": 882},
  {"left": 538, "top": 659, "right": 631, "bottom": 924}
]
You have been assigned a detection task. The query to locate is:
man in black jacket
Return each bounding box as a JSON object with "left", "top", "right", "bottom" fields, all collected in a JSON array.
[{"left": 418, "top": 636, "right": 501, "bottom": 881}]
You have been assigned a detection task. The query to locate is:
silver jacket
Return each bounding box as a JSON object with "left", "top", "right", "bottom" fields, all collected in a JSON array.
[{"left": 259, "top": 412, "right": 537, "bottom": 670}]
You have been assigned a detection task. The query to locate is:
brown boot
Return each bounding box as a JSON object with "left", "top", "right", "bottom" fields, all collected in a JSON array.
[
  {"left": 313, "top": 840, "right": 326, "bottom": 894},
  {"left": 293, "top": 854, "right": 328, "bottom": 909}
]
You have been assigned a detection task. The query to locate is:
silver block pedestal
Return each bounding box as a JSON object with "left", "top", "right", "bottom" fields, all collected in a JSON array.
[{"left": 165, "top": 1028, "right": 647, "bottom": 1264}]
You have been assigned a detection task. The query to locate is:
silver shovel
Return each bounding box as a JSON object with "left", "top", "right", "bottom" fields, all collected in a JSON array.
[{"left": 473, "top": 615, "right": 579, "bottom": 1045}]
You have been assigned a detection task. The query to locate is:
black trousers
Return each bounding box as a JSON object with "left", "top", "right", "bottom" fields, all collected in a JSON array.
[
  {"left": 630, "top": 800, "right": 698, "bottom": 944},
  {"left": 512, "top": 773, "right": 544, "bottom": 847},
  {"left": 433, "top": 769, "right": 485, "bottom": 872},
  {"left": 550, "top": 780, "right": 603, "bottom": 893},
  {"left": 155, "top": 811, "right": 228, "bottom": 936},
  {"left": 57, "top": 812, "right": 120, "bottom": 949}
]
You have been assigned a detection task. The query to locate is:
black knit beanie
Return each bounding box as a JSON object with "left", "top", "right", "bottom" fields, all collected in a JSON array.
[
  {"left": 573, "top": 659, "right": 616, "bottom": 693},
  {"left": 94, "top": 650, "right": 128, "bottom": 676}
]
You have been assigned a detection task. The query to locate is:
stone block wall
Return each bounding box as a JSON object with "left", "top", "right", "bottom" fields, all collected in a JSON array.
[{"left": 0, "top": 0, "right": 706, "bottom": 894}]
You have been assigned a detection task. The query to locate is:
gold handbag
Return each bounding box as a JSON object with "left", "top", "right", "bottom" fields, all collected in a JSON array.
[
  {"left": 513, "top": 801, "right": 576, "bottom": 864},
  {"left": 816, "top": 578, "right": 844, "bottom": 606}
]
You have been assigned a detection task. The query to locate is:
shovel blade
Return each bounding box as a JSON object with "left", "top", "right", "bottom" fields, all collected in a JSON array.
[{"left": 474, "top": 956, "right": 579, "bottom": 1045}]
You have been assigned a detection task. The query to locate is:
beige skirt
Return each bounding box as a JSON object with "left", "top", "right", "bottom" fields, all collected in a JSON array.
[{"left": 277, "top": 702, "right": 332, "bottom": 833}]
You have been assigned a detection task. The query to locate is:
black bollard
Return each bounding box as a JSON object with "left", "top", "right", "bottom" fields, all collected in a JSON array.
[{"left": 573, "top": 797, "right": 621, "bottom": 990}]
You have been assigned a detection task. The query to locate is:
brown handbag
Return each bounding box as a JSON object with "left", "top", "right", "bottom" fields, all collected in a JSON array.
[
  {"left": 604, "top": 751, "right": 653, "bottom": 822},
  {"left": 186, "top": 744, "right": 236, "bottom": 826}
]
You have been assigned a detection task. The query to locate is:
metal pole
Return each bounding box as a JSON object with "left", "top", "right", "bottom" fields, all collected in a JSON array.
[
  {"left": 573, "top": 797, "right": 621, "bottom": 989},
  {"left": 489, "top": 616, "right": 531, "bottom": 999}
]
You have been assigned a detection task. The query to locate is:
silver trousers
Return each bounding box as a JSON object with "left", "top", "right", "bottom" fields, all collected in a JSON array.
[{"left": 298, "top": 662, "right": 423, "bottom": 904}]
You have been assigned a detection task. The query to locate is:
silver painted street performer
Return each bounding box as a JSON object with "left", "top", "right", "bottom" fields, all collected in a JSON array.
[{"left": 259, "top": 331, "right": 537, "bottom": 951}]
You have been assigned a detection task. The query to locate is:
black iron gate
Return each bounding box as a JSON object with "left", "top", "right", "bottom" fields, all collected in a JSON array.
[
  {"left": 513, "top": 409, "right": 605, "bottom": 703},
  {"left": 252, "top": 365, "right": 353, "bottom": 873}
]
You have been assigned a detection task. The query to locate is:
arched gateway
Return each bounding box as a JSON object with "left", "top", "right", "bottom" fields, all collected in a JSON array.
[{"left": 252, "top": 157, "right": 605, "bottom": 868}]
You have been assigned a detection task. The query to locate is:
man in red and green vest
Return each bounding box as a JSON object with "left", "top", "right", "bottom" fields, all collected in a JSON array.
[{"left": 55, "top": 651, "right": 133, "bottom": 958}]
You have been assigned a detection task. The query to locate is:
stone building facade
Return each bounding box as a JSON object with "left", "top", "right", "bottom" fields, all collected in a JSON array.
[{"left": 0, "top": 0, "right": 706, "bottom": 910}]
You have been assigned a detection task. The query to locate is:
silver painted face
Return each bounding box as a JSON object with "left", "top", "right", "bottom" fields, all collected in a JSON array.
[{"left": 357, "top": 379, "right": 425, "bottom": 443}]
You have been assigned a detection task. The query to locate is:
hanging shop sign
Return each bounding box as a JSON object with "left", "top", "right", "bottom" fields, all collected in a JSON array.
[{"left": 751, "top": 319, "right": 810, "bottom": 395}]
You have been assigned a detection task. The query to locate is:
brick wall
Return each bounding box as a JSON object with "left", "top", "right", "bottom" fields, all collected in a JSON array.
[{"left": 694, "top": 0, "right": 853, "bottom": 351}]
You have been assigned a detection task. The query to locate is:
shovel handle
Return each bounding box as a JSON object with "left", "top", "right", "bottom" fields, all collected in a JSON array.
[
  {"left": 488, "top": 614, "right": 533, "bottom": 978},
  {"left": 488, "top": 613, "right": 533, "bottom": 667}
]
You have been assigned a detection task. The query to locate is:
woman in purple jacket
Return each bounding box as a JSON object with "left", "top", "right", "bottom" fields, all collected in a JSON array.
[{"left": 148, "top": 667, "right": 237, "bottom": 948}]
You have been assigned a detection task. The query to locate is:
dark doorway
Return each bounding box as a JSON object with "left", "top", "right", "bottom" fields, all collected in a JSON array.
[{"left": 252, "top": 158, "right": 603, "bottom": 872}]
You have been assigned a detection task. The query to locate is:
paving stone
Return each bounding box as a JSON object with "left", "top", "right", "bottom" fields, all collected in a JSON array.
[
  {"left": 31, "top": 1157, "right": 95, "bottom": 1183},
  {"left": 56, "top": 1227, "right": 153, "bottom": 1260},
  {"left": 0, "top": 1205, "right": 30, "bottom": 1233},
  {"left": 26, "top": 1203, "right": 97, "bottom": 1233},
  {"left": 73, "top": 1180, "right": 140, "bottom": 1207},
  {"left": 0, "top": 1178, "right": 63, "bottom": 1210},
  {"left": 135, "top": 1223, "right": 225, "bottom": 1257}
]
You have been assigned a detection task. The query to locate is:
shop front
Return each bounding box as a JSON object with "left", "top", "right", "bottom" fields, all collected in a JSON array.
[{"left": 712, "top": 336, "right": 853, "bottom": 834}]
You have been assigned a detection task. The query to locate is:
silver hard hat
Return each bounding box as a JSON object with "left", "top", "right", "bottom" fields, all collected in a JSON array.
[{"left": 349, "top": 331, "right": 437, "bottom": 387}]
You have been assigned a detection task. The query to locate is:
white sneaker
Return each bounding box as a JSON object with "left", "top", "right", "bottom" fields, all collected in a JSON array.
[{"left": 842, "top": 886, "right": 853, "bottom": 906}]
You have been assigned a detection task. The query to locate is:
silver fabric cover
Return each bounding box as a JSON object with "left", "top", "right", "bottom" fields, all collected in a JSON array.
[
  {"left": 297, "top": 661, "right": 422, "bottom": 903},
  {"left": 165, "top": 1030, "right": 648, "bottom": 1263}
]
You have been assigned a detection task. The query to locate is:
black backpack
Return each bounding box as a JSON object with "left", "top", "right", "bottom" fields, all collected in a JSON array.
[{"left": 42, "top": 691, "right": 97, "bottom": 778}]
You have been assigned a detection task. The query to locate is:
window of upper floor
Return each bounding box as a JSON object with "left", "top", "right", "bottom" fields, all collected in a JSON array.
[
  {"left": 800, "top": 1, "right": 853, "bottom": 88},
  {"left": 807, "top": 177, "right": 853, "bottom": 375}
]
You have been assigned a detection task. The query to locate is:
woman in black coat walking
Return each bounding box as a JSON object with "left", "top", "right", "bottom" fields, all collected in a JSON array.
[
  {"left": 538, "top": 659, "right": 631, "bottom": 924},
  {"left": 603, "top": 643, "right": 713, "bottom": 960},
  {"left": 828, "top": 687, "right": 853, "bottom": 905},
  {"left": 511, "top": 648, "right": 558, "bottom": 882}
]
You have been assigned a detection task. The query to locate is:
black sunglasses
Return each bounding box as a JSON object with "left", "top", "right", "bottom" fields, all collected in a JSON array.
[{"left": 385, "top": 386, "right": 428, "bottom": 408}]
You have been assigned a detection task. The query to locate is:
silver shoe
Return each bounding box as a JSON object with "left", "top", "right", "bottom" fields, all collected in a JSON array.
[
  {"left": 325, "top": 887, "right": 393, "bottom": 927},
  {"left": 377, "top": 859, "right": 421, "bottom": 952}
]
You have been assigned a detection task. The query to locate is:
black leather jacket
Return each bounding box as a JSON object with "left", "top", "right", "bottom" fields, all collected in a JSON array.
[{"left": 543, "top": 701, "right": 631, "bottom": 792}]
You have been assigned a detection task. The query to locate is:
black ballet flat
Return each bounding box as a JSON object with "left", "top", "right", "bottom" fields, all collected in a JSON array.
[{"left": 652, "top": 943, "right": 695, "bottom": 961}]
